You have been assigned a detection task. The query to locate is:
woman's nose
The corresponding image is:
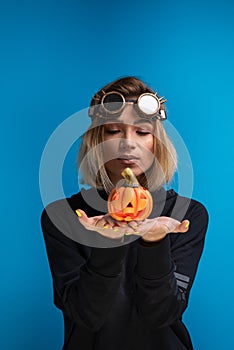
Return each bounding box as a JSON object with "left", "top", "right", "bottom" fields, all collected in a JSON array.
[{"left": 119, "top": 132, "right": 136, "bottom": 150}]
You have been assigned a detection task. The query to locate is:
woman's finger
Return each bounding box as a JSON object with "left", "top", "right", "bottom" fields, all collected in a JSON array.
[
  {"left": 173, "top": 220, "right": 190, "bottom": 233},
  {"left": 75, "top": 209, "right": 102, "bottom": 231},
  {"left": 128, "top": 220, "right": 140, "bottom": 229},
  {"left": 76, "top": 209, "right": 88, "bottom": 222}
]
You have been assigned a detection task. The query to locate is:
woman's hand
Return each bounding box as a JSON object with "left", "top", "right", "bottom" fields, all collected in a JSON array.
[
  {"left": 76, "top": 209, "right": 139, "bottom": 240},
  {"left": 76, "top": 210, "right": 189, "bottom": 242},
  {"left": 137, "top": 216, "right": 190, "bottom": 242}
]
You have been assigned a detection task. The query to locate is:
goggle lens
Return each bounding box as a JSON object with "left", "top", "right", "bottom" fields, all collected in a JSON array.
[
  {"left": 138, "top": 94, "right": 159, "bottom": 115},
  {"left": 102, "top": 93, "right": 124, "bottom": 113}
]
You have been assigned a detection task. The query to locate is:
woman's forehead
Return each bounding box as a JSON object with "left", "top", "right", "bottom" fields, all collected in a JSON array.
[
  {"left": 104, "top": 104, "right": 154, "bottom": 126},
  {"left": 103, "top": 119, "right": 153, "bottom": 128}
]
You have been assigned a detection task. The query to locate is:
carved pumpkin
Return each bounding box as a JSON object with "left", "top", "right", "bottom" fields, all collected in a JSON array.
[{"left": 107, "top": 168, "right": 153, "bottom": 221}]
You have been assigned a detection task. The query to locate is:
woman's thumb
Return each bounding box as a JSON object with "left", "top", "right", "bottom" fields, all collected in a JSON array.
[{"left": 75, "top": 209, "right": 88, "bottom": 222}]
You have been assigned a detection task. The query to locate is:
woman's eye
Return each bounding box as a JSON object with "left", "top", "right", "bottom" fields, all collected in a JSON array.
[
  {"left": 137, "top": 130, "right": 151, "bottom": 135},
  {"left": 105, "top": 129, "right": 120, "bottom": 134}
]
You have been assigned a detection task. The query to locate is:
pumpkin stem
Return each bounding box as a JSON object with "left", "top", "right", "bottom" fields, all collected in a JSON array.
[{"left": 121, "top": 168, "right": 139, "bottom": 187}]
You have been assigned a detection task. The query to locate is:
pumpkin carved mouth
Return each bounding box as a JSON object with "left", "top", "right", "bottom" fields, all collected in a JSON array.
[{"left": 107, "top": 168, "right": 153, "bottom": 222}]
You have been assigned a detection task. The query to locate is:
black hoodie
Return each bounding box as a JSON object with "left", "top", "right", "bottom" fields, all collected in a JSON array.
[{"left": 41, "top": 187, "right": 208, "bottom": 350}]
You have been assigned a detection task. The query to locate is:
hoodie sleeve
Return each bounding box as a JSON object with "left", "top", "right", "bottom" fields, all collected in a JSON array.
[
  {"left": 135, "top": 200, "right": 208, "bottom": 329},
  {"left": 41, "top": 203, "right": 127, "bottom": 332}
]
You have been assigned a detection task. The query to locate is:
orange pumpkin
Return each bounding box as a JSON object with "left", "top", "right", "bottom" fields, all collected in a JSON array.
[{"left": 107, "top": 168, "right": 153, "bottom": 221}]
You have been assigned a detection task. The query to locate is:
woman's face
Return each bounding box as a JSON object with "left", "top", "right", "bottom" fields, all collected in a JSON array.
[{"left": 102, "top": 104, "right": 155, "bottom": 185}]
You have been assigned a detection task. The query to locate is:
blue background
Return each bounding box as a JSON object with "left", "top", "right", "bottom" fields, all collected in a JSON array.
[{"left": 1, "top": 0, "right": 233, "bottom": 349}]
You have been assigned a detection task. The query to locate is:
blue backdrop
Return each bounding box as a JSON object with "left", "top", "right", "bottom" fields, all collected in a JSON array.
[{"left": 1, "top": 0, "right": 233, "bottom": 349}]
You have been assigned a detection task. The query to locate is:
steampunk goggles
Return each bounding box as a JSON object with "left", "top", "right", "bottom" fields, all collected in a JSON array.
[{"left": 89, "top": 91, "right": 167, "bottom": 121}]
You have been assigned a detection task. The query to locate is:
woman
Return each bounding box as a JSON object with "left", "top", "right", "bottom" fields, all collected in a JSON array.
[{"left": 41, "top": 76, "right": 208, "bottom": 350}]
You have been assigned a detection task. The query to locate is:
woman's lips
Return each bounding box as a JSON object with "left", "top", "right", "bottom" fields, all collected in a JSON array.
[{"left": 117, "top": 157, "right": 139, "bottom": 165}]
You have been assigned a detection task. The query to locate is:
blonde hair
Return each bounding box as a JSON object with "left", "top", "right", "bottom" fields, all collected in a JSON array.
[{"left": 78, "top": 76, "right": 177, "bottom": 193}]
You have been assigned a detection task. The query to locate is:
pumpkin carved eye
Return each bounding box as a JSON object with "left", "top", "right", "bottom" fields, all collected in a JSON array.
[{"left": 107, "top": 168, "right": 153, "bottom": 222}]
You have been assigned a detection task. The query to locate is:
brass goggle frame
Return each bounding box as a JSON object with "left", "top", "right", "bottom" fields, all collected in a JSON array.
[{"left": 89, "top": 91, "right": 167, "bottom": 121}]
